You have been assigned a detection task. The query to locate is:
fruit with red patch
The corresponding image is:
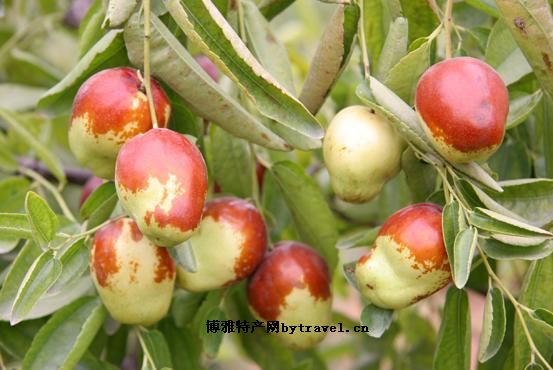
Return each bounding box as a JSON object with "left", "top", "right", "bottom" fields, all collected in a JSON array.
[
  {"left": 323, "top": 105, "right": 403, "bottom": 203},
  {"left": 115, "top": 128, "right": 208, "bottom": 247},
  {"left": 178, "top": 197, "right": 267, "bottom": 291},
  {"left": 248, "top": 241, "right": 332, "bottom": 350},
  {"left": 79, "top": 176, "right": 104, "bottom": 207},
  {"left": 355, "top": 203, "right": 451, "bottom": 310},
  {"left": 69, "top": 67, "right": 171, "bottom": 179},
  {"left": 90, "top": 218, "right": 175, "bottom": 325},
  {"left": 415, "top": 57, "right": 508, "bottom": 163}
]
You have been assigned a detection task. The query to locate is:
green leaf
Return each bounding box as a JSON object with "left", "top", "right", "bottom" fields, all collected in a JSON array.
[
  {"left": 507, "top": 90, "right": 544, "bottom": 129},
  {"left": 202, "top": 307, "right": 226, "bottom": 357},
  {"left": 485, "top": 19, "right": 532, "bottom": 86},
  {"left": 104, "top": 0, "right": 137, "bottom": 27},
  {"left": 0, "top": 213, "right": 35, "bottom": 240},
  {"left": 530, "top": 308, "right": 553, "bottom": 339},
  {"left": 124, "top": 13, "right": 289, "bottom": 151},
  {"left": 0, "top": 177, "right": 31, "bottom": 212},
  {"left": 433, "top": 287, "right": 471, "bottom": 370},
  {"left": 11, "top": 249, "right": 62, "bottom": 324},
  {"left": 0, "top": 84, "right": 48, "bottom": 111},
  {"left": 399, "top": 0, "right": 439, "bottom": 43},
  {"left": 22, "top": 296, "right": 107, "bottom": 370},
  {"left": 374, "top": 17, "right": 408, "bottom": 81},
  {"left": 0, "top": 321, "right": 32, "bottom": 359},
  {"left": 514, "top": 255, "right": 553, "bottom": 368},
  {"left": 336, "top": 226, "right": 380, "bottom": 250},
  {"left": 167, "top": 0, "right": 324, "bottom": 150},
  {"left": 78, "top": 0, "right": 106, "bottom": 57},
  {"left": 192, "top": 290, "right": 224, "bottom": 357},
  {"left": 168, "top": 241, "right": 197, "bottom": 273},
  {"left": 50, "top": 239, "right": 89, "bottom": 293},
  {"left": 470, "top": 207, "right": 553, "bottom": 237},
  {"left": 495, "top": 0, "right": 553, "bottom": 98},
  {"left": 0, "top": 241, "right": 41, "bottom": 319},
  {"left": 298, "top": 4, "right": 360, "bottom": 114},
  {"left": 479, "top": 287, "right": 507, "bottom": 362},
  {"left": 451, "top": 161, "right": 503, "bottom": 193},
  {"left": 465, "top": 0, "right": 499, "bottom": 17},
  {"left": 259, "top": 0, "right": 294, "bottom": 20},
  {"left": 171, "top": 291, "right": 206, "bottom": 327},
  {"left": 0, "top": 109, "right": 65, "bottom": 184},
  {"left": 271, "top": 161, "right": 338, "bottom": 272},
  {"left": 38, "top": 30, "right": 129, "bottom": 111},
  {"left": 210, "top": 125, "right": 253, "bottom": 198},
  {"left": 487, "top": 178, "right": 553, "bottom": 228},
  {"left": 359, "top": 304, "right": 393, "bottom": 338},
  {"left": 137, "top": 329, "right": 173, "bottom": 370},
  {"left": 401, "top": 147, "right": 437, "bottom": 202},
  {"left": 79, "top": 181, "right": 117, "bottom": 229},
  {"left": 481, "top": 238, "right": 553, "bottom": 260},
  {"left": 158, "top": 318, "right": 202, "bottom": 370},
  {"left": 25, "top": 191, "right": 59, "bottom": 245},
  {"left": 442, "top": 201, "right": 466, "bottom": 273},
  {"left": 243, "top": 0, "right": 295, "bottom": 93},
  {"left": 361, "top": 0, "right": 387, "bottom": 65},
  {"left": 452, "top": 227, "right": 478, "bottom": 289},
  {"left": 384, "top": 31, "right": 434, "bottom": 103}
]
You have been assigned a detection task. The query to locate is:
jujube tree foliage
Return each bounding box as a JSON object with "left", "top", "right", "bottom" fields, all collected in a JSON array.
[{"left": 0, "top": 0, "right": 552, "bottom": 369}]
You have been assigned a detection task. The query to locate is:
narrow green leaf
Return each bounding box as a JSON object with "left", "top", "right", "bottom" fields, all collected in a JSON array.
[
  {"left": 479, "top": 287, "right": 507, "bottom": 362},
  {"left": 271, "top": 161, "right": 338, "bottom": 272},
  {"left": 359, "top": 304, "right": 393, "bottom": 338},
  {"left": 451, "top": 162, "right": 503, "bottom": 193},
  {"left": 481, "top": 238, "right": 553, "bottom": 260},
  {"left": 507, "top": 90, "right": 544, "bottom": 129},
  {"left": 374, "top": 17, "right": 408, "bottom": 81},
  {"left": 0, "top": 213, "right": 34, "bottom": 240},
  {"left": 22, "top": 296, "right": 107, "bottom": 370},
  {"left": 299, "top": 4, "right": 359, "bottom": 114},
  {"left": 25, "top": 191, "right": 59, "bottom": 245},
  {"left": 433, "top": 287, "right": 471, "bottom": 370},
  {"left": 79, "top": 181, "right": 117, "bottom": 229},
  {"left": 465, "top": 0, "right": 499, "bottom": 17},
  {"left": 78, "top": 0, "right": 106, "bottom": 57},
  {"left": 167, "top": 0, "right": 324, "bottom": 150},
  {"left": 0, "top": 84, "right": 48, "bottom": 111},
  {"left": 530, "top": 308, "right": 553, "bottom": 339},
  {"left": 0, "top": 109, "right": 65, "bottom": 184},
  {"left": 399, "top": 0, "right": 439, "bottom": 42},
  {"left": 470, "top": 207, "right": 553, "bottom": 237},
  {"left": 202, "top": 307, "right": 225, "bottom": 357},
  {"left": 38, "top": 30, "right": 129, "bottom": 111},
  {"left": 243, "top": 0, "right": 295, "bottom": 93},
  {"left": 168, "top": 240, "right": 197, "bottom": 273},
  {"left": 361, "top": 0, "right": 387, "bottom": 65},
  {"left": 442, "top": 201, "right": 466, "bottom": 272},
  {"left": 495, "top": 0, "right": 553, "bottom": 98},
  {"left": 138, "top": 329, "right": 173, "bottom": 370},
  {"left": 11, "top": 249, "right": 62, "bottom": 324},
  {"left": 50, "top": 239, "right": 89, "bottom": 293},
  {"left": 124, "top": 13, "right": 289, "bottom": 150},
  {"left": 0, "top": 177, "right": 31, "bottom": 212},
  {"left": 514, "top": 255, "right": 553, "bottom": 368},
  {"left": 210, "top": 125, "right": 253, "bottom": 198},
  {"left": 453, "top": 227, "right": 478, "bottom": 289},
  {"left": 0, "top": 321, "right": 31, "bottom": 359},
  {"left": 104, "top": 0, "right": 137, "bottom": 27},
  {"left": 401, "top": 147, "right": 437, "bottom": 202},
  {"left": 171, "top": 291, "right": 206, "bottom": 328},
  {"left": 259, "top": 0, "right": 294, "bottom": 20},
  {"left": 336, "top": 227, "right": 380, "bottom": 250},
  {"left": 491, "top": 233, "right": 549, "bottom": 247}
]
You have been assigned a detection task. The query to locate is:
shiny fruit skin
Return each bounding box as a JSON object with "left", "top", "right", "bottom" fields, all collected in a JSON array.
[
  {"left": 69, "top": 67, "right": 171, "bottom": 179},
  {"left": 115, "top": 128, "right": 208, "bottom": 247},
  {"left": 178, "top": 197, "right": 267, "bottom": 292},
  {"left": 415, "top": 57, "right": 508, "bottom": 163},
  {"left": 248, "top": 241, "right": 332, "bottom": 350},
  {"left": 323, "top": 105, "right": 403, "bottom": 203},
  {"left": 90, "top": 218, "right": 175, "bottom": 325},
  {"left": 79, "top": 176, "right": 104, "bottom": 207},
  {"left": 355, "top": 203, "right": 451, "bottom": 310}
]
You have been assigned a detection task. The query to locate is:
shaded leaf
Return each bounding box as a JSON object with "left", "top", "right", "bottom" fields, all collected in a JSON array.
[
  {"left": 479, "top": 287, "right": 507, "bottom": 362},
  {"left": 452, "top": 227, "right": 478, "bottom": 289},
  {"left": 137, "top": 329, "right": 173, "bottom": 370},
  {"left": 481, "top": 238, "right": 553, "bottom": 260},
  {"left": 359, "top": 304, "right": 393, "bottom": 338},
  {"left": 25, "top": 191, "right": 59, "bottom": 245}
]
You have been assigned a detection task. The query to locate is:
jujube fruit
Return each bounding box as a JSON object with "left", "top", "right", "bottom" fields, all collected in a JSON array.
[
  {"left": 90, "top": 217, "right": 175, "bottom": 325},
  {"left": 415, "top": 57, "right": 508, "bottom": 163},
  {"left": 323, "top": 105, "right": 403, "bottom": 203},
  {"left": 115, "top": 128, "right": 208, "bottom": 247},
  {"left": 69, "top": 67, "right": 171, "bottom": 179},
  {"left": 178, "top": 197, "right": 267, "bottom": 292},
  {"left": 355, "top": 203, "right": 451, "bottom": 310},
  {"left": 248, "top": 241, "right": 332, "bottom": 350}
]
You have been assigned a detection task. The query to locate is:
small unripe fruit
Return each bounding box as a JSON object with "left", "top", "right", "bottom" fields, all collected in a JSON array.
[
  {"left": 178, "top": 197, "right": 267, "bottom": 292},
  {"left": 415, "top": 57, "right": 508, "bottom": 163},
  {"left": 248, "top": 241, "right": 332, "bottom": 350},
  {"left": 195, "top": 55, "right": 219, "bottom": 82},
  {"left": 69, "top": 67, "right": 171, "bottom": 179},
  {"left": 323, "top": 105, "right": 403, "bottom": 203},
  {"left": 355, "top": 203, "right": 451, "bottom": 310},
  {"left": 90, "top": 218, "right": 175, "bottom": 325},
  {"left": 79, "top": 176, "right": 104, "bottom": 207},
  {"left": 115, "top": 128, "right": 208, "bottom": 247}
]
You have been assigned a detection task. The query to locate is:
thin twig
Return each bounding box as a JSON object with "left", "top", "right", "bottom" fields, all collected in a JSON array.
[
  {"left": 142, "top": 0, "right": 159, "bottom": 129},
  {"left": 19, "top": 167, "right": 77, "bottom": 223},
  {"left": 357, "top": 0, "right": 370, "bottom": 78}
]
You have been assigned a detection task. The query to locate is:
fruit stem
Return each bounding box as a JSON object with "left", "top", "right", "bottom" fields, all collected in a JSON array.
[
  {"left": 142, "top": 0, "right": 159, "bottom": 130},
  {"left": 19, "top": 167, "right": 77, "bottom": 223},
  {"left": 249, "top": 143, "right": 262, "bottom": 211},
  {"left": 478, "top": 245, "right": 553, "bottom": 370},
  {"left": 357, "top": 0, "right": 371, "bottom": 78},
  {"left": 444, "top": 0, "right": 453, "bottom": 59}
]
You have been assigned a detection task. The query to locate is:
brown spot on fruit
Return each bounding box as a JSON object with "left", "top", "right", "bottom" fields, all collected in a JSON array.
[
  {"left": 366, "top": 283, "right": 374, "bottom": 290},
  {"left": 543, "top": 53, "right": 553, "bottom": 72},
  {"left": 91, "top": 219, "right": 123, "bottom": 287},
  {"left": 379, "top": 203, "right": 449, "bottom": 272},
  {"left": 154, "top": 248, "right": 175, "bottom": 283},
  {"left": 204, "top": 197, "right": 267, "bottom": 281},
  {"left": 247, "top": 241, "right": 331, "bottom": 321}
]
